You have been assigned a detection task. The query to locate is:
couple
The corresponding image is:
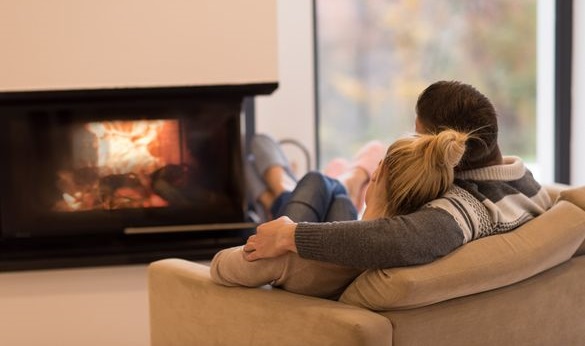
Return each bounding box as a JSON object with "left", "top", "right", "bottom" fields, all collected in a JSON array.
[{"left": 210, "top": 80, "right": 553, "bottom": 299}]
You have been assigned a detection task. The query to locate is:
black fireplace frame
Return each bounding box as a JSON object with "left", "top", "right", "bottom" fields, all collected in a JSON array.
[{"left": 0, "top": 82, "right": 277, "bottom": 271}]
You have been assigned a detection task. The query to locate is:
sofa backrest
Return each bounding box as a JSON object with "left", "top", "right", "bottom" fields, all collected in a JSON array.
[
  {"left": 339, "top": 186, "right": 585, "bottom": 311},
  {"left": 560, "top": 186, "right": 585, "bottom": 256},
  {"left": 559, "top": 185, "right": 585, "bottom": 210}
]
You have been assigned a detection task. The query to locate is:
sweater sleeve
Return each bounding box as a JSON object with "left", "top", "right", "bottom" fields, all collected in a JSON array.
[{"left": 294, "top": 207, "right": 464, "bottom": 269}]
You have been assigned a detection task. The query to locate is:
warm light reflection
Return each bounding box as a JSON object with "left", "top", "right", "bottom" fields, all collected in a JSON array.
[
  {"left": 62, "top": 192, "right": 82, "bottom": 210},
  {"left": 86, "top": 120, "right": 165, "bottom": 175}
]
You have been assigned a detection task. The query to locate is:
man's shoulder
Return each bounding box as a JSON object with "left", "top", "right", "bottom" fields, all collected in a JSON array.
[
  {"left": 425, "top": 174, "right": 553, "bottom": 242},
  {"left": 428, "top": 184, "right": 483, "bottom": 205},
  {"left": 424, "top": 185, "right": 490, "bottom": 242}
]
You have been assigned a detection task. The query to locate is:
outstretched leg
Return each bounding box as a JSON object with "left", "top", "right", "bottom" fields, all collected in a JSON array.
[{"left": 273, "top": 171, "right": 357, "bottom": 222}]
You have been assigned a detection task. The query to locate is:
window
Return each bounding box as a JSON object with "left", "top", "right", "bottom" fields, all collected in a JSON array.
[{"left": 316, "top": 0, "right": 554, "bottom": 182}]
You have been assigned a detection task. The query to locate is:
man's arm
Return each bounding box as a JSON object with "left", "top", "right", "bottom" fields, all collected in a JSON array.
[
  {"left": 244, "top": 208, "right": 465, "bottom": 269},
  {"left": 243, "top": 216, "right": 298, "bottom": 261}
]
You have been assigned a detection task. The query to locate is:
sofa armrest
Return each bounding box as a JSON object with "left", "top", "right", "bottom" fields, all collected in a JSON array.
[{"left": 148, "top": 259, "right": 392, "bottom": 346}]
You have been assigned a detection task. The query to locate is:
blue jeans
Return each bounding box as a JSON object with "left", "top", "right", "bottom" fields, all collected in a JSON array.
[{"left": 270, "top": 171, "right": 358, "bottom": 223}]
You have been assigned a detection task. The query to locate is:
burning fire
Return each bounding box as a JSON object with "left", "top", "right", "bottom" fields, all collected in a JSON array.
[
  {"left": 86, "top": 120, "right": 165, "bottom": 175},
  {"left": 55, "top": 119, "right": 183, "bottom": 211}
]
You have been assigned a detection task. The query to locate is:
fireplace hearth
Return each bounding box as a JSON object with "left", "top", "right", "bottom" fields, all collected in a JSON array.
[{"left": 0, "top": 83, "right": 276, "bottom": 271}]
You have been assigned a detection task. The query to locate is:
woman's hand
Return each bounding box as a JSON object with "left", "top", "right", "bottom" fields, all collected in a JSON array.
[{"left": 243, "top": 216, "right": 298, "bottom": 261}]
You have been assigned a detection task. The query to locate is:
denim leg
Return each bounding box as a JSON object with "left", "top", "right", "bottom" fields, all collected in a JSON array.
[
  {"left": 273, "top": 171, "right": 355, "bottom": 223},
  {"left": 324, "top": 195, "right": 358, "bottom": 222},
  {"left": 270, "top": 191, "right": 292, "bottom": 219}
]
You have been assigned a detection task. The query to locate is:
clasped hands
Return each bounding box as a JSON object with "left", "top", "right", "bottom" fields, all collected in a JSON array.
[{"left": 243, "top": 216, "right": 298, "bottom": 261}]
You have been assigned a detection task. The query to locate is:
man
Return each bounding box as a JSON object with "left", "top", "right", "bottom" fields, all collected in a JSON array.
[{"left": 242, "top": 80, "right": 552, "bottom": 269}]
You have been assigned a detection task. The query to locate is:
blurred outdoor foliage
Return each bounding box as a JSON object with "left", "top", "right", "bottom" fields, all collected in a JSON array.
[{"left": 316, "top": 0, "right": 537, "bottom": 166}]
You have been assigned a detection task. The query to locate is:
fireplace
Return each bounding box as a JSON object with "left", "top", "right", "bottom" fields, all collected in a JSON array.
[{"left": 0, "top": 84, "right": 275, "bottom": 271}]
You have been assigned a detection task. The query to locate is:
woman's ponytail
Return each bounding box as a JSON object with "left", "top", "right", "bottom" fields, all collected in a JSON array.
[
  {"left": 432, "top": 129, "right": 469, "bottom": 169},
  {"left": 379, "top": 129, "right": 470, "bottom": 217}
]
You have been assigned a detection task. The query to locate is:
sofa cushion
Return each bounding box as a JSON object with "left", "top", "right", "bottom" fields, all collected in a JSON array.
[
  {"left": 560, "top": 185, "right": 585, "bottom": 210},
  {"left": 339, "top": 199, "right": 585, "bottom": 311},
  {"left": 562, "top": 186, "right": 585, "bottom": 256}
]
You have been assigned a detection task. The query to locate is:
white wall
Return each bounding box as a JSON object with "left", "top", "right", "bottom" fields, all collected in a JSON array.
[
  {"left": 0, "top": 0, "right": 277, "bottom": 92},
  {"left": 255, "top": 0, "right": 316, "bottom": 174},
  {"left": 572, "top": 1, "right": 585, "bottom": 185}
]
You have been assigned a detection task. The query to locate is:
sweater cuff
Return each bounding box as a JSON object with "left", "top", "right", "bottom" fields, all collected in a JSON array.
[{"left": 294, "top": 223, "right": 325, "bottom": 260}]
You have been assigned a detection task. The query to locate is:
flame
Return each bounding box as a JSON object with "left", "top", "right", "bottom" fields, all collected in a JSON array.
[
  {"left": 62, "top": 192, "right": 82, "bottom": 210},
  {"left": 54, "top": 119, "right": 180, "bottom": 211},
  {"left": 86, "top": 120, "right": 165, "bottom": 174}
]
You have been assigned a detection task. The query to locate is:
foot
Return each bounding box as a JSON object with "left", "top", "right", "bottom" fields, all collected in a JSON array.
[
  {"left": 323, "top": 158, "right": 350, "bottom": 178},
  {"left": 337, "top": 168, "right": 369, "bottom": 213},
  {"left": 250, "top": 133, "right": 297, "bottom": 196},
  {"left": 351, "top": 140, "right": 386, "bottom": 179},
  {"left": 338, "top": 140, "right": 386, "bottom": 212},
  {"left": 251, "top": 134, "right": 297, "bottom": 178}
]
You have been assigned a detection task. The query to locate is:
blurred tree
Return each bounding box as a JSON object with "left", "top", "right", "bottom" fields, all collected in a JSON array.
[{"left": 317, "top": 0, "right": 537, "bottom": 165}]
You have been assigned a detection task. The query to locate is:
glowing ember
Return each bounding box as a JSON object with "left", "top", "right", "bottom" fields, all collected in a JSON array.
[
  {"left": 62, "top": 192, "right": 82, "bottom": 210},
  {"left": 86, "top": 120, "right": 166, "bottom": 175}
]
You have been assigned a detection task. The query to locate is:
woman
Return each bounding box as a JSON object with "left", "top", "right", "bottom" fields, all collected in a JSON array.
[{"left": 210, "top": 129, "right": 470, "bottom": 299}]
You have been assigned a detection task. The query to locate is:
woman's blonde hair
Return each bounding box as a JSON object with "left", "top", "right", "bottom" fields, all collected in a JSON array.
[{"left": 379, "top": 129, "right": 470, "bottom": 217}]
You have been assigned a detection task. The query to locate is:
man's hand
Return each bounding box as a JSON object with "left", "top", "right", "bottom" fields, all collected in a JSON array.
[{"left": 243, "top": 216, "right": 298, "bottom": 261}]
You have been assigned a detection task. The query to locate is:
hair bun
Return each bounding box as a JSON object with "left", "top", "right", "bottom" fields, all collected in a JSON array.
[{"left": 434, "top": 129, "right": 469, "bottom": 168}]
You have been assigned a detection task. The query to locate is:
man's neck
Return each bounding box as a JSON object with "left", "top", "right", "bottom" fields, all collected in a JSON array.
[{"left": 459, "top": 146, "right": 504, "bottom": 171}]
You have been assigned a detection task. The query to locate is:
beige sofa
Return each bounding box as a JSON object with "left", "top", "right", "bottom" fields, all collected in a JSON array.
[{"left": 149, "top": 186, "right": 585, "bottom": 346}]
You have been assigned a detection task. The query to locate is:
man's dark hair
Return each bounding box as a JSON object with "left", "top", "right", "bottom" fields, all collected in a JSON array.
[{"left": 415, "top": 80, "right": 500, "bottom": 170}]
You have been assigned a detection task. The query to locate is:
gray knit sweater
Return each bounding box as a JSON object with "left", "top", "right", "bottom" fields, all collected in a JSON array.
[{"left": 294, "top": 156, "right": 552, "bottom": 269}]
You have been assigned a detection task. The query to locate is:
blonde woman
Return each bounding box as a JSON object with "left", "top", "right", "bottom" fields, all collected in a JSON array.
[{"left": 211, "top": 129, "right": 470, "bottom": 299}]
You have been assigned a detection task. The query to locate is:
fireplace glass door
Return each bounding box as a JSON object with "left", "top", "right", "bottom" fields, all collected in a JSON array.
[{"left": 0, "top": 96, "right": 246, "bottom": 238}]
